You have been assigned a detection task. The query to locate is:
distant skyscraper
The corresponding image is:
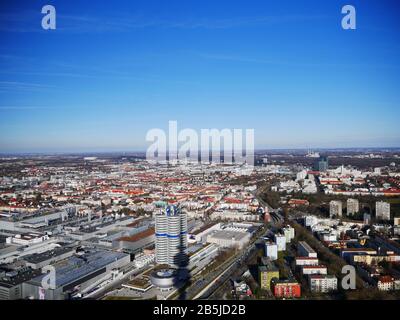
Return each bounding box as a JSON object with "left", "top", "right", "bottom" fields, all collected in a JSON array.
[
  {"left": 314, "top": 156, "right": 329, "bottom": 172},
  {"left": 376, "top": 201, "right": 390, "bottom": 221},
  {"left": 346, "top": 198, "right": 359, "bottom": 216},
  {"left": 330, "top": 200, "right": 342, "bottom": 218},
  {"left": 155, "top": 205, "right": 188, "bottom": 267}
]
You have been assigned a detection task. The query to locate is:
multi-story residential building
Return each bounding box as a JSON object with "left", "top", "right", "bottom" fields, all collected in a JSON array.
[
  {"left": 298, "top": 241, "right": 317, "bottom": 258},
  {"left": 265, "top": 241, "right": 278, "bottom": 261},
  {"left": 274, "top": 234, "right": 286, "bottom": 252},
  {"left": 259, "top": 263, "right": 279, "bottom": 290},
  {"left": 272, "top": 279, "right": 301, "bottom": 298},
  {"left": 377, "top": 276, "right": 395, "bottom": 291},
  {"left": 376, "top": 201, "right": 390, "bottom": 221},
  {"left": 295, "top": 257, "right": 319, "bottom": 266},
  {"left": 283, "top": 226, "right": 295, "bottom": 243},
  {"left": 330, "top": 200, "right": 342, "bottom": 218},
  {"left": 346, "top": 198, "right": 359, "bottom": 216},
  {"left": 301, "top": 265, "right": 327, "bottom": 275},
  {"left": 309, "top": 275, "right": 338, "bottom": 293},
  {"left": 364, "top": 213, "right": 371, "bottom": 225}
]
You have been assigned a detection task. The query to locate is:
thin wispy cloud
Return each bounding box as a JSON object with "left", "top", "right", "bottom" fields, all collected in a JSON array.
[
  {"left": 0, "top": 81, "right": 56, "bottom": 92},
  {"left": 197, "top": 52, "right": 400, "bottom": 70},
  {"left": 0, "top": 106, "right": 51, "bottom": 111},
  {"left": 0, "top": 69, "right": 145, "bottom": 79},
  {"left": 166, "top": 14, "right": 330, "bottom": 29}
]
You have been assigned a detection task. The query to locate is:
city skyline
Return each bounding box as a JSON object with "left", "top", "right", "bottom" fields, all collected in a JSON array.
[{"left": 1, "top": 0, "right": 400, "bottom": 152}]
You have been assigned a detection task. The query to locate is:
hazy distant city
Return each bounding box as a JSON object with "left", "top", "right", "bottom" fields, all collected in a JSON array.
[{"left": 1, "top": 149, "right": 400, "bottom": 300}]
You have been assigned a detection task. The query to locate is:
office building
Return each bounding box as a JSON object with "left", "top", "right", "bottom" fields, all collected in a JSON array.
[
  {"left": 314, "top": 156, "right": 328, "bottom": 172},
  {"left": 155, "top": 205, "right": 188, "bottom": 267}
]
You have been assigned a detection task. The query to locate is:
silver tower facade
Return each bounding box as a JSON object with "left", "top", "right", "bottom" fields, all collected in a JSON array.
[{"left": 155, "top": 205, "right": 188, "bottom": 267}]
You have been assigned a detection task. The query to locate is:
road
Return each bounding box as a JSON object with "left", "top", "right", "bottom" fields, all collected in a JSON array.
[
  {"left": 88, "top": 264, "right": 148, "bottom": 300},
  {"left": 190, "top": 187, "right": 283, "bottom": 300},
  {"left": 190, "top": 225, "right": 266, "bottom": 300},
  {"left": 254, "top": 187, "right": 284, "bottom": 225},
  {"left": 193, "top": 243, "right": 258, "bottom": 300},
  {"left": 208, "top": 245, "right": 260, "bottom": 300}
]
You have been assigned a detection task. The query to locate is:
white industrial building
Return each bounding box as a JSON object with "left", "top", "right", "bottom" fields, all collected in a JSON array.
[
  {"left": 206, "top": 230, "right": 251, "bottom": 249},
  {"left": 133, "top": 253, "right": 155, "bottom": 269},
  {"left": 6, "top": 233, "right": 49, "bottom": 246}
]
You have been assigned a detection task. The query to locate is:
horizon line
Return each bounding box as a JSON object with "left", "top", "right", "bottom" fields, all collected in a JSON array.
[{"left": 1, "top": 146, "right": 400, "bottom": 156}]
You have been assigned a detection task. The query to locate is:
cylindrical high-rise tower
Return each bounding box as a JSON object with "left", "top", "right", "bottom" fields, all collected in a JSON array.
[{"left": 155, "top": 205, "right": 188, "bottom": 267}]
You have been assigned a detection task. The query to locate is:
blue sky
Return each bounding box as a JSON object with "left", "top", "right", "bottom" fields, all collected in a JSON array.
[{"left": 0, "top": 0, "right": 399, "bottom": 152}]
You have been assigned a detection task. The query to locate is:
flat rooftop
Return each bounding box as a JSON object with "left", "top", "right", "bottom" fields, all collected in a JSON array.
[
  {"left": 208, "top": 230, "right": 249, "bottom": 241},
  {"left": 0, "top": 268, "right": 41, "bottom": 288},
  {"left": 22, "top": 246, "right": 75, "bottom": 264},
  {"left": 118, "top": 227, "right": 155, "bottom": 242},
  {"left": 259, "top": 263, "right": 278, "bottom": 272},
  {"left": 192, "top": 222, "right": 218, "bottom": 235},
  {"left": 123, "top": 276, "right": 152, "bottom": 290},
  {"left": 29, "top": 249, "right": 129, "bottom": 288},
  {"left": 298, "top": 241, "right": 316, "bottom": 253}
]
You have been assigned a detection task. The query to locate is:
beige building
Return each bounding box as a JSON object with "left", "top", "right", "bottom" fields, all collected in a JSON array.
[
  {"left": 376, "top": 201, "right": 390, "bottom": 221},
  {"left": 346, "top": 198, "right": 359, "bottom": 216},
  {"left": 329, "top": 200, "right": 342, "bottom": 218}
]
